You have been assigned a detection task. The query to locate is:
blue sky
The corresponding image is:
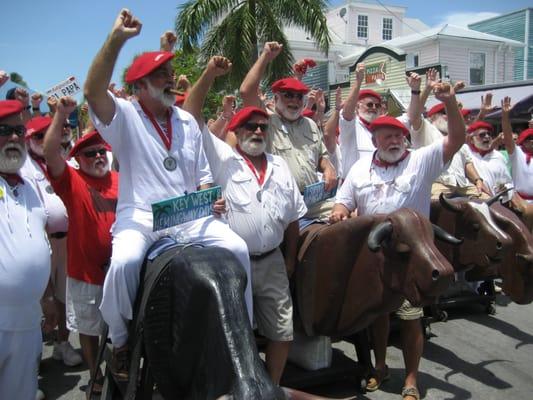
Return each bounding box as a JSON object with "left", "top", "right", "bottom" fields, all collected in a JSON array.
[{"left": 1, "top": 0, "right": 531, "bottom": 99}]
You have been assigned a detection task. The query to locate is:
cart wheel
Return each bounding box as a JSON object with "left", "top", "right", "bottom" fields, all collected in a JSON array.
[
  {"left": 486, "top": 304, "right": 496, "bottom": 315},
  {"left": 437, "top": 310, "right": 448, "bottom": 322}
]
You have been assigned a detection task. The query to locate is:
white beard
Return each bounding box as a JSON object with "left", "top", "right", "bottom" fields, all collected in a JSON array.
[
  {"left": 275, "top": 99, "right": 302, "bottom": 122},
  {"left": 472, "top": 136, "right": 491, "bottom": 151},
  {"left": 238, "top": 135, "right": 266, "bottom": 157},
  {"left": 377, "top": 142, "right": 406, "bottom": 163},
  {"left": 29, "top": 140, "right": 44, "bottom": 157},
  {"left": 146, "top": 81, "right": 176, "bottom": 108},
  {"left": 359, "top": 110, "right": 378, "bottom": 123},
  {"left": 0, "top": 142, "right": 27, "bottom": 173}
]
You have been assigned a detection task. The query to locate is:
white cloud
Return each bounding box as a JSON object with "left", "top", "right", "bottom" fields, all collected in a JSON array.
[{"left": 437, "top": 12, "right": 500, "bottom": 27}]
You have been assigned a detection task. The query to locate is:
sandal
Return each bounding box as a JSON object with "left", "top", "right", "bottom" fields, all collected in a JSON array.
[
  {"left": 365, "top": 365, "right": 390, "bottom": 392},
  {"left": 401, "top": 386, "right": 420, "bottom": 400}
]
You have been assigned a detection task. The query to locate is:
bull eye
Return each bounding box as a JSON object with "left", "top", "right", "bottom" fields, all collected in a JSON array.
[
  {"left": 472, "top": 223, "right": 480, "bottom": 232},
  {"left": 396, "top": 242, "right": 410, "bottom": 253}
]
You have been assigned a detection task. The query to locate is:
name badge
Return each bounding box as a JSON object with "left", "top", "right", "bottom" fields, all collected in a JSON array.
[
  {"left": 303, "top": 181, "right": 337, "bottom": 207},
  {"left": 151, "top": 186, "right": 222, "bottom": 231}
]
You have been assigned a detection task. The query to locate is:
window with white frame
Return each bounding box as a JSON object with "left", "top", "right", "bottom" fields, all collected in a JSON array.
[
  {"left": 406, "top": 53, "right": 419, "bottom": 68},
  {"left": 382, "top": 17, "right": 393, "bottom": 40},
  {"left": 470, "top": 52, "right": 485, "bottom": 85},
  {"left": 357, "top": 15, "right": 368, "bottom": 39}
]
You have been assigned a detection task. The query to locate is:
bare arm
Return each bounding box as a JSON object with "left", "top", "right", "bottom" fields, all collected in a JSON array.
[
  {"left": 329, "top": 203, "right": 350, "bottom": 224},
  {"left": 239, "top": 42, "right": 282, "bottom": 107},
  {"left": 182, "top": 56, "right": 232, "bottom": 129},
  {"left": 435, "top": 83, "right": 465, "bottom": 164},
  {"left": 84, "top": 9, "right": 142, "bottom": 125},
  {"left": 283, "top": 220, "right": 300, "bottom": 278},
  {"left": 43, "top": 97, "right": 77, "bottom": 179},
  {"left": 465, "top": 162, "right": 491, "bottom": 195},
  {"left": 501, "top": 96, "right": 515, "bottom": 155},
  {"left": 406, "top": 72, "right": 422, "bottom": 130},
  {"left": 209, "top": 95, "right": 235, "bottom": 140},
  {"left": 323, "top": 87, "right": 342, "bottom": 153},
  {"left": 341, "top": 63, "right": 364, "bottom": 121},
  {"left": 420, "top": 68, "right": 438, "bottom": 108},
  {"left": 318, "top": 156, "right": 337, "bottom": 192}
]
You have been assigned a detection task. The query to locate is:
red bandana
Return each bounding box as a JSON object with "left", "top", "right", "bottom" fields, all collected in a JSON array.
[
  {"left": 372, "top": 150, "right": 410, "bottom": 168},
  {"left": 359, "top": 117, "right": 372, "bottom": 130},
  {"left": 468, "top": 143, "right": 492, "bottom": 158},
  {"left": 29, "top": 149, "right": 48, "bottom": 175},
  {"left": 0, "top": 172, "right": 24, "bottom": 186},
  {"left": 522, "top": 147, "right": 533, "bottom": 165},
  {"left": 236, "top": 146, "right": 267, "bottom": 186}
]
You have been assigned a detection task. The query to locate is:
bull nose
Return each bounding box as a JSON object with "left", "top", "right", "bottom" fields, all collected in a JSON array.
[{"left": 432, "top": 269, "right": 440, "bottom": 281}]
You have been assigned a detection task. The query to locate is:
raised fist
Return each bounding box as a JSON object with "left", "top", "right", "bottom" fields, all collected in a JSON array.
[
  {"left": 208, "top": 56, "right": 232, "bottom": 77},
  {"left": 57, "top": 96, "right": 78, "bottom": 115},
  {"left": 262, "top": 42, "right": 283, "bottom": 61},
  {"left": 31, "top": 93, "right": 43, "bottom": 108},
  {"left": 160, "top": 30, "right": 177, "bottom": 52},
  {"left": 111, "top": 9, "right": 142, "bottom": 41}
]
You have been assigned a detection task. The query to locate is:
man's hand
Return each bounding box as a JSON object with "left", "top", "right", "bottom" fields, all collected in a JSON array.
[
  {"left": 354, "top": 63, "right": 365, "bottom": 82},
  {"left": 453, "top": 81, "right": 466, "bottom": 92},
  {"left": 176, "top": 74, "right": 190, "bottom": 92},
  {"left": 222, "top": 95, "right": 236, "bottom": 116},
  {"left": 110, "top": 9, "right": 142, "bottom": 42},
  {"left": 433, "top": 82, "right": 455, "bottom": 104},
  {"left": 41, "top": 297, "right": 59, "bottom": 334},
  {"left": 406, "top": 72, "right": 421, "bottom": 91},
  {"left": 47, "top": 96, "right": 58, "bottom": 114},
  {"left": 329, "top": 210, "right": 348, "bottom": 224},
  {"left": 476, "top": 180, "right": 491, "bottom": 196},
  {"left": 316, "top": 89, "right": 326, "bottom": 113},
  {"left": 0, "top": 70, "right": 9, "bottom": 87},
  {"left": 262, "top": 42, "right": 283, "bottom": 62},
  {"left": 31, "top": 93, "right": 43, "bottom": 108},
  {"left": 207, "top": 56, "right": 232, "bottom": 77},
  {"left": 57, "top": 96, "right": 77, "bottom": 116},
  {"left": 306, "top": 89, "right": 318, "bottom": 108},
  {"left": 323, "top": 166, "right": 338, "bottom": 192},
  {"left": 335, "top": 86, "right": 344, "bottom": 111},
  {"left": 480, "top": 93, "right": 495, "bottom": 115},
  {"left": 212, "top": 197, "right": 227, "bottom": 217},
  {"left": 14, "top": 87, "right": 29, "bottom": 107},
  {"left": 501, "top": 96, "right": 513, "bottom": 115},
  {"left": 425, "top": 68, "right": 439, "bottom": 89},
  {"left": 160, "top": 30, "right": 177, "bottom": 52}
]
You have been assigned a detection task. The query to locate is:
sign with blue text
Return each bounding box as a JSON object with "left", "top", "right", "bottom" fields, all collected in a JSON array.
[
  {"left": 303, "top": 181, "right": 337, "bottom": 207},
  {"left": 152, "top": 186, "right": 221, "bottom": 231}
]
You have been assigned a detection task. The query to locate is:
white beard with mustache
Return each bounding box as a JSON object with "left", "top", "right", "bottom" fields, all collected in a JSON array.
[
  {"left": 275, "top": 99, "right": 302, "bottom": 122},
  {"left": 145, "top": 80, "right": 176, "bottom": 108},
  {"left": 358, "top": 110, "right": 378, "bottom": 123},
  {"left": 472, "top": 136, "right": 491, "bottom": 151},
  {"left": 238, "top": 135, "right": 266, "bottom": 157},
  {"left": 377, "top": 142, "right": 406, "bottom": 163},
  {"left": 0, "top": 142, "right": 27, "bottom": 173}
]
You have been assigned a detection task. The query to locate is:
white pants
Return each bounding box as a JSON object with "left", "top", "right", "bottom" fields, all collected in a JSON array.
[
  {"left": 100, "top": 215, "right": 252, "bottom": 347},
  {"left": 0, "top": 328, "right": 42, "bottom": 400}
]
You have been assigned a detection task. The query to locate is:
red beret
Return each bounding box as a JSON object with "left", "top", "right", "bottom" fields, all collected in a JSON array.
[
  {"left": 68, "top": 130, "right": 111, "bottom": 158},
  {"left": 427, "top": 103, "right": 446, "bottom": 117},
  {"left": 271, "top": 78, "right": 309, "bottom": 94},
  {"left": 227, "top": 107, "right": 269, "bottom": 132},
  {"left": 467, "top": 121, "right": 494, "bottom": 134},
  {"left": 369, "top": 116, "right": 409, "bottom": 136},
  {"left": 460, "top": 108, "right": 471, "bottom": 117},
  {"left": 125, "top": 51, "right": 174, "bottom": 84},
  {"left": 302, "top": 108, "right": 315, "bottom": 118},
  {"left": 358, "top": 89, "right": 382, "bottom": 102},
  {"left": 0, "top": 100, "right": 24, "bottom": 120},
  {"left": 26, "top": 116, "right": 53, "bottom": 138},
  {"left": 174, "top": 92, "right": 187, "bottom": 107},
  {"left": 517, "top": 128, "right": 533, "bottom": 145}
]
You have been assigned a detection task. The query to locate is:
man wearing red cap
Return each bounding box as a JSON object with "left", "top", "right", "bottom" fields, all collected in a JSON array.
[
  {"left": 84, "top": 9, "right": 252, "bottom": 380},
  {"left": 330, "top": 83, "right": 465, "bottom": 400},
  {"left": 21, "top": 115, "right": 83, "bottom": 369},
  {"left": 42, "top": 96, "right": 118, "bottom": 395},
  {"left": 0, "top": 100, "right": 58, "bottom": 400},
  {"left": 466, "top": 120, "right": 512, "bottom": 196},
  {"left": 240, "top": 42, "right": 337, "bottom": 225}
]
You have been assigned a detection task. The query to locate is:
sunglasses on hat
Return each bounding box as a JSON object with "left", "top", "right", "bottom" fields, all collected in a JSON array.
[
  {"left": 281, "top": 91, "right": 304, "bottom": 101},
  {"left": 82, "top": 148, "right": 107, "bottom": 158},
  {"left": 0, "top": 124, "right": 26, "bottom": 137},
  {"left": 242, "top": 122, "right": 269, "bottom": 133}
]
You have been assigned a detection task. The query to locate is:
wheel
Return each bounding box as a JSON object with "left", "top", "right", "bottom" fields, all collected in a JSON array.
[
  {"left": 437, "top": 310, "right": 448, "bottom": 322},
  {"left": 486, "top": 304, "right": 496, "bottom": 315}
]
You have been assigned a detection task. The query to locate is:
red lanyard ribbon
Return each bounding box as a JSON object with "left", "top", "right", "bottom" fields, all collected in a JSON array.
[
  {"left": 468, "top": 143, "right": 492, "bottom": 158},
  {"left": 139, "top": 101, "right": 173, "bottom": 151},
  {"left": 236, "top": 146, "right": 267, "bottom": 186}
]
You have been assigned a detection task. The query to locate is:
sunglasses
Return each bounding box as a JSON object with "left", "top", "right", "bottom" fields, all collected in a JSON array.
[
  {"left": 363, "top": 102, "right": 382, "bottom": 109},
  {"left": 82, "top": 148, "right": 107, "bottom": 158},
  {"left": 476, "top": 131, "right": 493, "bottom": 139},
  {"left": 242, "top": 122, "right": 269, "bottom": 133},
  {"left": 281, "top": 91, "right": 304, "bottom": 100},
  {"left": 32, "top": 132, "right": 45, "bottom": 140},
  {"left": 0, "top": 124, "right": 26, "bottom": 137}
]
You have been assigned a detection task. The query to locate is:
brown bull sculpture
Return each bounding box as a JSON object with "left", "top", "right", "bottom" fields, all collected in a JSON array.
[
  {"left": 430, "top": 193, "right": 512, "bottom": 275},
  {"left": 483, "top": 202, "right": 533, "bottom": 304},
  {"left": 294, "top": 208, "right": 457, "bottom": 337}
]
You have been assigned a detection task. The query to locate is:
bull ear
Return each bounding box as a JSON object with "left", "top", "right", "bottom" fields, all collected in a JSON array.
[
  {"left": 368, "top": 221, "right": 393, "bottom": 252},
  {"left": 432, "top": 224, "right": 463, "bottom": 245},
  {"left": 439, "top": 193, "right": 462, "bottom": 213},
  {"left": 486, "top": 187, "right": 512, "bottom": 206}
]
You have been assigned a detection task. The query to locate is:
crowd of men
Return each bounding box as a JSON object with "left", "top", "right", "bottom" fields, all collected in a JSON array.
[{"left": 1, "top": 7, "right": 533, "bottom": 400}]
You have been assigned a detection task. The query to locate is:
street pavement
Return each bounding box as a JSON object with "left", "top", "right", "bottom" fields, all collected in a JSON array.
[{"left": 39, "top": 293, "right": 533, "bottom": 399}]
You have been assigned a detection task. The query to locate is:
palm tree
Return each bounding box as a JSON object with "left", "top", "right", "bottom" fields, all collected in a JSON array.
[{"left": 176, "top": 0, "right": 331, "bottom": 87}]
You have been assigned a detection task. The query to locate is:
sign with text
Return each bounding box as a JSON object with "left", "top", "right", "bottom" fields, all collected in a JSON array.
[
  {"left": 365, "top": 62, "right": 386, "bottom": 84},
  {"left": 303, "top": 181, "right": 337, "bottom": 207},
  {"left": 45, "top": 76, "right": 81, "bottom": 100},
  {"left": 151, "top": 186, "right": 222, "bottom": 231}
]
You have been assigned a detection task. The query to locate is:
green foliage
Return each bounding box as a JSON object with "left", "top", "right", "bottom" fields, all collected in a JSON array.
[
  {"left": 176, "top": 0, "right": 331, "bottom": 87},
  {"left": 9, "top": 72, "right": 28, "bottom": 88}
]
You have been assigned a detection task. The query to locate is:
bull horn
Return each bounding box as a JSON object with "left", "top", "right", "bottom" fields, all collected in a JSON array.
[
  {"left": 486, "top": 187, "right": 512, "bottom": 206},
  {"left": 517, "top": 253, "right": 533, "bottom": 264},
  {"left": 368, "top": 221, "right": 393, "bottom": 252},
  {"left": 432, "top": 224, "right": 463, "bottom": 245},
  {"left": 439, "top": 193, "right": 462, "bottom": 213}
]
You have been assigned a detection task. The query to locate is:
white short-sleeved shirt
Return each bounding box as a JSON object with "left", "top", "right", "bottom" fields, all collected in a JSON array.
[
  {"left": 510, "top": 146, "right": 533, "bottom": 201},
  {"left": 338, "top": 112, "right": 410, "bottom": 179},
  {"left": 90, "top": 93, "right": 212, "bottom": 224},
  {"left": 467, "top": 147, "right": 512, "bottom": 195},
  {"left": 202, "top": 127, "right": 307, "bottom": 254},
  {"left": 336, "top": 141, "right": 445, "bottom": 217},
  {"left": 0, "top": 177, "right": 51, "bottom": 331},
  {"left": 410, "top": 120, "right": 471, "bottom": 188},
  {"left": 21, "top": 157, "right": 68, "bottom": 233}
]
